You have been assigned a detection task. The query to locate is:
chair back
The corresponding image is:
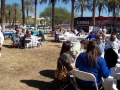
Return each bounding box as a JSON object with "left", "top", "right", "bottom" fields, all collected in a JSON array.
[
  {"left": 25, "top": 37, "right": 32, "bottom": 41},
  {"left": 71, "top": 69, "right": 98, "bottom": 90}
]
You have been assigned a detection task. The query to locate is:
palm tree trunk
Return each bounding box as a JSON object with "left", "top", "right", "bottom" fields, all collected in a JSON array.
[
  {"left": 99, "top": 11, "right": 100, "bottom": 16},
  {"left": 92, "top": 0, "right": 96, "bottom": 26},
  {"left": 15, "top": 8, "right": 17, "bottom": 25},
  {"left": 21, "top": 0, "right": 25, "bottom": 26},
  {"left": 34, "top": 0, "right": 37, "bottom": 30},
  {"left": 98, "top": 6, "right": 101, "bottom": 16},
  {"left": 81, "top": 7, "right": 83, "bottom": 17},
  {"left": 26, "top": 9, "right": 28, "bottom": 25},
  {"left": 9, "top": 10, "right": 11, "bottom": 29},
  {"left": 9, "top": 10, "right": 11, "bottom": 28},
  {"left": 1, "top": 0, "right": 5, "bottom": 32},
  {"left": 51, "top": 0, "right": 55, "bottom": 31},
  {"left": 113, "top": 2, "right": 116, "bottom": 17},
  {"left": 71, "top": 0, "right": 75, "bottom": 30}
]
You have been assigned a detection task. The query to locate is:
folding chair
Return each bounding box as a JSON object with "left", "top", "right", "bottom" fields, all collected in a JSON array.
[
  {"left": 58, "top": 69, "right": 80, "bottom": 90},
  {"left": 36, "top": 37, "right": 42, "bottom": 47},
  {"left": 111, "top": 73, "right": 120, "bottom": 90},
  {"left": 71, "top": 69, "right": 99, "bottom": 90},
  {"left": 25, "top": 37, "right": 32, "bottom": 49}
]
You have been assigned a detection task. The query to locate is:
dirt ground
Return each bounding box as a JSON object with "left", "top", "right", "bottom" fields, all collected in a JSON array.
[{"left": 0, "top": 35, "right": 62, "bottom": 90}]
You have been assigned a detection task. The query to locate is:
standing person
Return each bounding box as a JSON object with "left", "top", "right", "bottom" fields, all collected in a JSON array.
[
  {"left": 87, "top": 31, "right": 96, "bottom": 41},
  {"left": 0, "top": 30, "right": 4, "bottom": 57},
  {"left": 102, "top": 26, "right": 107, "bottom": 34},
  {"left": 22, "top": 24, "right": 26, "bottom": 33},
  {"left": 75, "top": 40, "right": 112, "bottom": 90}
]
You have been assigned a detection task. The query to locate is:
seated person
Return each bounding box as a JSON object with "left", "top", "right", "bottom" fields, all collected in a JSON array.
[
  {"left": 22, "top": 30, "right": 31, "bottom": 48},
  {"left": 75, "top": 40, "right": 112, "bottom": 90},
  {"left": 87, "top": 31, "right": 96, "bottom": 41},
  {"left": 105, "top": 33, "right": 120, "bottom": 53},
  {"left": 57, "top": 41, "right": 78, "bottom": 72},
  {"left": 38, "top": 30, "right": 45, "bottom": 42},
  {"left": 11, "top": 30, "right": 21, "bottom": 47},
  {"left": 76, "top": 28, "right": 84, "bottom": 36},
  {"left": 117, "top": 32, "right": 120, "bottom": 40},
  {"left": 20, "top": 29, "right": 25, "bottom": 36},
  {"left": 70, "top": 39, "right": 88, "bottom": 59},
  {"left": 96, "top": 35, "right": 105, "bottom": 53}
]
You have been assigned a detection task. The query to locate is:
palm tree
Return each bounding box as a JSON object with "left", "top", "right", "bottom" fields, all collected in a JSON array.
[
  {"left": 74, "top": 0, "right": 91, "bottom": 17},
  {"left": 6, "top": 4, "right": 12, "bottom": 26},
  {"left": 12, "top": 3, "right": 20, "bottom": 26},
  {"left": 106, "top": 0, "right": 120, "bottom": 17},
  {"left": 71, "top": 0, "right": 75, "bottom": 30},
  {"left": 25, "top": 0, "right": 34, "bottom": 25},
  {"left": 21, "top": 0, "right": 26, "bottom": 25},
  {"left": 96, "top": 0, "right": 106, "bottom": 16},
  {"left": 34, "top": 0, "right": 38, "bottom": 29},
  {"left": 1, "top": 0, "right": 6, "bottom": 32},
  {"left": 92, "top": 0, "right": 96, "bottom": 26}
]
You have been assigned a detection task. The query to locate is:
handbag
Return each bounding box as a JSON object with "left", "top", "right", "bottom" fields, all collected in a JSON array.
[{"left": 54, "top": 59, "right": 69, "bottom": 82}]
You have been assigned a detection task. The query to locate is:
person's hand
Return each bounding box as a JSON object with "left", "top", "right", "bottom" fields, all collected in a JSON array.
[{"left": 75, "top": 51, "right": 78, "bottom": 58}]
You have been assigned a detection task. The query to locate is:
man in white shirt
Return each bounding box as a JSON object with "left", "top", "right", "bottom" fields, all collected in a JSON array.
[{"left": 0, "top": 30, "right": 4, "bottom": 57}]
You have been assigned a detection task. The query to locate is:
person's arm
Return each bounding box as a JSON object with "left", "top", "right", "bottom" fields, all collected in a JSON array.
[{"left": 99, "top": 57, "right": 112, "bottom": 78}]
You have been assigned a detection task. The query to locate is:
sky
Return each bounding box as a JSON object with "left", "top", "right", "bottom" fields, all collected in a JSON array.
[{"left": 5, "top": 0, "right": 112, "bottom": 18}]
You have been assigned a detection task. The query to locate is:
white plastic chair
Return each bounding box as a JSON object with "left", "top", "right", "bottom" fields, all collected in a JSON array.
[
  {"left": 102, "top": 76, "right": 113, "bottom": 90},
  {"left": 71, "top": 69, "right": 99, "bottom": 90},
  {"left": 111, "top": 73, "right": 120, "bottom": 90},
  {"left": 36, "top": 37, "right": 42, "bottom": 47},
  {"left": 25, "top": 37, "right": 32, "bottom": 49}
]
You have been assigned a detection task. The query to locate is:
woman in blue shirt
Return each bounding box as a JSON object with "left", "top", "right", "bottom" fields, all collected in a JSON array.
[{"left": 75, "top": 40, "right": 112, "bottom": 90}]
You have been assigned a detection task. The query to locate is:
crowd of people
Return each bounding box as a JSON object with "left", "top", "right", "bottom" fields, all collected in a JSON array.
[
  {"left": 10, "top": 29, "right": 45, "bottom": 48},
  {"left": 56, "top": 26, "right": 120, "bottom": 90}
]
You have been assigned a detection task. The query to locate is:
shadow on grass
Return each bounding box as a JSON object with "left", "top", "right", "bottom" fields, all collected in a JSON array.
[
  {"left": 20, "top": 79, "right": 60, "bottom": 90},
  {"left": 39, "top": 69, "right": 55, "bottom": 79},
  {"left": 2, "top": 45, "right": 13, "bottom": 48},
  {"left": 20, "top": 69, "right": 75, "bottom": 90},
  {"left": 21, "top": 70, "right": 60, "bottom": 90}
]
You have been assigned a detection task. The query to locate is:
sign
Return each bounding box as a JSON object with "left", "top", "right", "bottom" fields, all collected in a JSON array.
[{"left": 77, "top": 21, "right": 89, "bottom": 26}]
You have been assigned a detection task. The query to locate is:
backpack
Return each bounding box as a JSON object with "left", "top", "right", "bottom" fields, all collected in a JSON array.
[{"left": 104, "top": 48, "right": 118, "bottom": 68}]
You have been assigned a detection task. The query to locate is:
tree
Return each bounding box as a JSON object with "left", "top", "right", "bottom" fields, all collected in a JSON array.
[
  {"left": 106, "top": 0, "right": 120, "bottom": 17},
  {"left": 25, "top": 0, "right": 34, "bottom": 25},
  {"left": 71, "top": 0, "right": 75, "bottom": 30},
  {"left": 21, "top": 0, "right": 26, "bottom": 25},
  {"left": 40, "top": 0, "right": 69, "bottom": 31},
  {"left": 40, "top": 7, "right": 71, "bottom": 25},
  {"left": 96, "top": 0, "right": 106, "bottom": 16},
  {"left": 34, "top": 0, "right": 37, "bottom": 29},
  {"left": 12, "top": 3, "right": 20, "bottom": 26},
  {"left": 1, "top": 0, "right": 5, "bottom": 32},
  {"left": 6, "top": 4, "right": 12, "bottom": 26},
  {"left": 92, "top": 0, "right": 96, "bottom": 26},
  {"left": 74, "top": 0, "right": 91, "bottom": 17}
]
